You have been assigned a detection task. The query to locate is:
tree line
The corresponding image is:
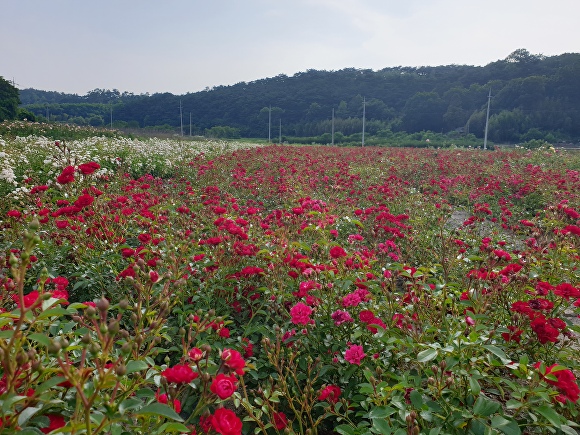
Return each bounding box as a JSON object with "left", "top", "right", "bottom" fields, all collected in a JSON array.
[{"left": 9, "top": 49, "right": 580, "bottom": 143}]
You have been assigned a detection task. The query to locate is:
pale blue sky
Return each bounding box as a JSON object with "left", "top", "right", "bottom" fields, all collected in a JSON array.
[{"left": 2, "top": 0, "right": 579, "bottom": 95}]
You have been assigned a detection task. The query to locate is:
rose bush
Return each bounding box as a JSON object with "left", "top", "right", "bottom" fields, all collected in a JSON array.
[{"left": 1, "top": 124, "right": 579, "bottom": 434}]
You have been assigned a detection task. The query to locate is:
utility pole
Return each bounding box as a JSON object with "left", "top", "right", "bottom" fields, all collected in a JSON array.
[
  {"left": 189, "top": 112, "right": 192, "bottom": 136},
  {"left": 268, "top": 106, "right": 271, "bottom": 143},
  {"left": 331, "top": 108, "right": 335, "bottom": 146},
  {"left": 483, "top": 88, "right": 492, "bottom": 150},
  {"left": 110, "top": 105, "right": 113, "bottom": 129},
  {"left": 279, "top": 118, "right": 282, "bottom": 144},
  {"left": 179, "top": 100, "right": 184, "bottom": 136},
  {"left": 362, "top": 97, "right": 366, "bottom": 147}
]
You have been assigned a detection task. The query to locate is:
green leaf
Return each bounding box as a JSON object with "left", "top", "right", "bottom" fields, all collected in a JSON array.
[
  {"left": 0, "top": 330, "right": 14, "bottom": 340},
  {"left": 410, "top": 390, "right": 423, "bottom": 408},
  {"left": 16, "top": 429, "right": 44, "bottom": 435},
  {"left": 37, "top": 307, "right": 70, "bottom": 320},
  {"left": 126, "top": 360, "right": 149, "bottom": 374},
  {"left": 335, "top": 424, "right": 356, "bottom": 435},
  {"left": 482, "top": 345, "right": 509, "bottom": 363},
  {"left": 372, "top": 418, "right": 391, "bottom": 432},
  {"left": 35, "top": 376, "right": 69, "bottom": 394},
  {"left": 27, "top": 333, "right": 51, "bottom": 347},
  {"left": 505, "top": 399, "right": 522, "bottom": 410},
  {"left": 473, "top": 395, "right": 500, "bottom": 417},
  {"left": 417, "top": 348, "right": 438, "bottom": 362},
  {"left": 18, "top": 406, "right": 41, "bottom": 426},
  {"left": 560, "top": 425, "right": 579, "bottom": 435},
  {"left": 119, "top": 398, "right": 143, "bottom": 414},
  {"left": 491, "top": 415, "right": 521, "bottom": 435},
  {"left": 535, "top": 405, "right": 562, "bottom": 428},
  {"left": 137, "top": 403, "right": 184, "bottom": 422},
  {"left": 157, "top": 422, "right": 190, "bottom": 433},
  {"left": 369, "top": 405, "right": 396, "bottom": 418},
  {"left": 469, "top": 377, "right": 481, "bottom": 396}
]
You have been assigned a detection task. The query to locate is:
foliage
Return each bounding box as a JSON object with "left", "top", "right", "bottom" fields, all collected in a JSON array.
[
  {"left": 18, "top": 50, "right": 580, "bottom": 142},
  {"left": 1, "top": 126, "right": 580, "bottom": 434},
  {"left": 0, "top": 77, "right": 20, "bottom": 122}
]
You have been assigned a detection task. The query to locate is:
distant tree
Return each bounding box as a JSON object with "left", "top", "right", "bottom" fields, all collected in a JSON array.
[
  {"left": 17, "top": 107, "right": 36, "bottom": 121},
  {"left": 336, "top": 101, "right": 348, "bottom": 118},
  {"left": 305, "top": 102, "right": 322, "bottom": 121},
  {"left": 0, "top": 76, "right": 20, "bottom": 121},
  {"left": 401, "top": 92, "right": 447, "bottom": 132}
]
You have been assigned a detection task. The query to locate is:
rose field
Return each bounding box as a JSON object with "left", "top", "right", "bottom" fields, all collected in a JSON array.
[{"left": 1, "top": 122, "right": 579, "bottom": 435}]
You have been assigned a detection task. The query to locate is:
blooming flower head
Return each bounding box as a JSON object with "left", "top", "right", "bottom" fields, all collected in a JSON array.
[
  {"left": 12, "top": 290, "right": 39, "bottom": 309},
  {"left": 221, "top": 348, "right": 246, "bottom": 375},
  {"left": 329, "top": 245, "right": 347, "bottom": 258},
  {"left": 210, "top": 373, "right": 238, "bottom": 399},
  {"left": 211, "top": 408, "right": 243, "bottom": 435},
  {"left": 78, "top": 161, "right": 100, "bottom": 175},
  {"left": 535, "top": 362, "right": 580, "bottom": 403},
  {"left": 161, "top": 364, "right": 198, "bottom": 384},
  {"left": 290, "top": 302, "right": 313, "bottom": 325},
  {"left": 344, "top": 344, "right": 366, "bottom": 365},
  {"left": 56, "top": 166, "right": 75, "bottom": 184},
  {"left": 318, "top": 385, "right": 341, "bottom": 404},
  {"left": 272, "top": 411, "right": 288, "bottom": 430},
  {"left": 331, "top": 310, "right": 353, "bottom": 326},
  {"left": 40, "top": 414, "right": 66, "bottom": 434},
  {"left": 156, "top": 391, "right": 182, "bottom": 413}
]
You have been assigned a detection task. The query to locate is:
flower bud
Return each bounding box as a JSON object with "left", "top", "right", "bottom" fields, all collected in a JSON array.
[
  {"left": 89, "top": 342, "right": 101, "bottom": 355},
  {"left": 96, "top": 297, "right": 109, "bottom": 312},
  {"left": 16, "top": 351, "right": 28, "bottom": 365},
  {"left": 116, "top": 364, "right": 127, "bottom": 376},
  {"left": 81, "top": 333, "right": 91, "bottom": 344},
  {"left": 85, "top": 306, "right": 97, "bottom": 318},
  {"left": 29, "top": 218, "right": 40, "bottom": 230},
  {"left": 9, "top": 253, "right": 18, "bottom": 266},
  {"left": 121, "top": 342, "right": 132, "bottom": 354},
  {"left": 48, "top": 340, "right": 61, "bottom": 355},
  {"left": 31, "top": 360, "right": 43, "bottom": 372},
  {"left": 107, "top": 320, "right": 120, "bottom": 335}
]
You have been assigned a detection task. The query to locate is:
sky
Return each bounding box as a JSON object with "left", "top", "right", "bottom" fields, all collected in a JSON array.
[{"left": 2, "top": 0, "right": 579, "bottom": 96}]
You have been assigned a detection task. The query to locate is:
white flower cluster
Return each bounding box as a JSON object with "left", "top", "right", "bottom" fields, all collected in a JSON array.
[{"left": 0, "top": 134, "right": 265, "bottom": 200}]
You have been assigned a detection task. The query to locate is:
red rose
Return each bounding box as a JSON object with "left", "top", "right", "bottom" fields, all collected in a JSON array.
[
  {"left": 56, "top": 166, "right": 75, "bottom": 184},
  {"left": 329, "top": 245, "right": 347, "bottom": 258},
  {"left": 12, "top": 290, "right": 39, "bottom": 308},
  {"left": 156, "top": 391, "right": 182, "bottom": 413},
  {"left": 290, "top": 302, "right": 313, "bottom": 325},
  {"left": 73, "top": 194, "right": 94, "bottom": 208},
  {"left": 211, "top": 408, "right": 242, "bottom": 435},
  {"left": 161, "top": 364, "right": 198, "bottom": 384},
  {"left": 210, "top": 373, "right": 238, "bottom": 399},
  {"left": 40, "top": 414, "right": 66, "bottom": 434},
  {"left": 188, "top": 347, "right": 204, "bottom": 361},
  {"left": 7, "top": 210, "right": 21, "bottom": 218},
  {"left": 78, "top": 162, "right": 100, "bottom": 175},
  {"left": 272, "top": 411, "right": 288, "bottom": 430},
  {"left": 221, "top": 349, "right": 245, "bottom": 375},
  {"left": 318, "top": 385, "right": 341, "bottom": 404},
  {"left": 536, "top": 362, "right": 580, "bottom": 403}
]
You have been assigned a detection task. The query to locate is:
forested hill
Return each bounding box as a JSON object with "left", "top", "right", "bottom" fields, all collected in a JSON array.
[{"left": 19, "top": 49, "right": 580, "bottom": 142}]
